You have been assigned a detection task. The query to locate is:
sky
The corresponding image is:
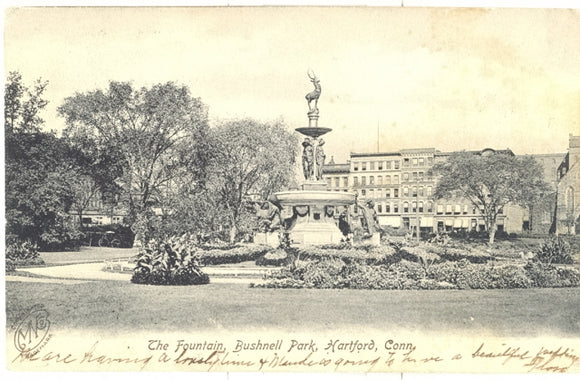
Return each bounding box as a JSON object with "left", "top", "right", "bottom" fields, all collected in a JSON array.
[{"left": 4, "top": 6, "right": 580, "bottom": 163}]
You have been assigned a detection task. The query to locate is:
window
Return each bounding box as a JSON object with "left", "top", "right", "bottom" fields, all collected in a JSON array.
[
  {"left": 369, "top": 176, "right": 374, "bottom": 185},
  {"left": 403, "top": 173, "right": 409, "bottom": 181},
  {"left": 394, "top": 161, "right": 400, "bottom": 169},
  {"left": 377, "top": 175, "right": 383, "bottom": 185},
  {"left": 335, "top": 177, "right": 340, "bottom": 187},
  {"left": 326, "top": 178, "right": 332, "bottom": 186},
  {"left": 353, "top": 162, "right": 359, "bottom": 171},
  {"left": 361, "top": 189, "right": 366, "bottom": 197},
  {"left": 419, "top": 201, "right": 424, "bottom": 213},
  {"left": 427, "top": 157, "right": 433, "bottom": 165},
  {"left": 362, "top": 176, "right": 366, "bottom": 186},
  {"left": 394, "top": 188, "right": 399, "bottom": 198},
  {"left": 454, "top": 205, "right": 461, "bottom": 215},
  {"left": 385, "top": 188, "right": 391, "bottom": 198},
  {"left": 403, "top": 202, "right": 409, "bottom": 213},
  {"left": 427, "top": 186, "right": 432, "bottom": 197},
  {"left": 412, "top": 158, "right": 418, "bottom": 167},
  {"left": 446, "top": 205, "right": 452, "bottom": 215},
  {"left": 412, "top": 186, "right": 417, "bottom": 197},
  {"left": 418, "top": 172, "right": 424, "bottom": 181},
  {"left": 472, "top": 206, "right": 477, "bottom": 214},
  {"left": 437, "top": 205, "right": 444, "bottom": 215},
  {"left": 412, "top": 172, "right": 418, "bottom": 181},
  {"left": 343, "top": 177, "right": 349, "bottom": 187},
  {"left": 385, "top": 175, "right": 391, "bottom": 184},
  {"left": 378, "top": 162, "right": 383, "bottom": 170},
  {"left": 377, "top": 204, "right": 382, "bottom": 213},
  {"left": 368, "top": 189, "right": 374, "bottom": 198},
  {"left": 498, "top": 207, "right": 504, "bottom": 214},
  {"left": 463, "top": 205, "right": 468, "bottom": 215},
  {"left": 393, "top": 175, "right": 399, "bottom": 184},
  {"left": 412, "top": 201, "right": 417, "bottom": 213},
  {"left": 419, "top": 158, "right": 425, "bottom": 166},
  {"left": 386, "top": 161, "right": 392, "bottom": 169},
  {"left": 403, "top": 187, "right": 409, "bottom": 197},
  {"left": 370, "top": 161, "right": 375, "bottom": 170},
  {"left": 377, "top": 189, "right": 383, "bottom": 198},
  {"left": 362, "top": 162, "right": 367, "bottom": 171},
  {"left": 403, "top": 158, "right": 410, "bottom": 168},
  {"left": 419, "top": 187, "right": 424, "bottom": 197},
  {"left": 427, "top": 202, "right": 433, "bottom": 213},
  {"left": 394, "top": 203, "right": 399, "bottom": 213},
  {"left": 353, "top": 176, "right": 358, "bottom": 186},
  {"left": 386, "top": 203, "right": 391, "bottom": 213}
]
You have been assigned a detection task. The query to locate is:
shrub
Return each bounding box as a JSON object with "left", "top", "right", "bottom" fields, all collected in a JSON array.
[
  {"left": 287, "top": 245, "right": 398, "bottom": 266},
  {"left": 255, "top": 249, "right": 290, "bottom": 267},
  {"left": 536, "top": 236, "right": 573, "bottom": 265},
  {"left": 524, "top": 261, "right": 579, "bottom": 288},
  {"left": 427, "top": 245, "right": 494, "bottom": 264},
  {"left": 6, "top": 239, "right": 44, "bottom": 267},
  {"left": 398, "top": 246, "right": 440, "bottom": 266},
  {"left": 6, "top": 259, "right": 16, "bottom": 272},
  {"left": 196, "top": 244, "right": 272, "bottom": 266},
  {"left": 131, "top": 235, "right": 209, "bottom": 286}
]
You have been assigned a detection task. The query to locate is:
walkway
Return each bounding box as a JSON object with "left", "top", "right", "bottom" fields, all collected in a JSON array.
[{"left": 8, "top": 249, "right": 272, "bottom": 285}]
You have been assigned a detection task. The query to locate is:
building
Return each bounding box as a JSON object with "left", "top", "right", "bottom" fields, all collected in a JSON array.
[
  {"left": 555, "top": 134, "right": 580, "bottom": 234},
  {"left": 323, "top": 146, "right": 563, "bottom": 235}
]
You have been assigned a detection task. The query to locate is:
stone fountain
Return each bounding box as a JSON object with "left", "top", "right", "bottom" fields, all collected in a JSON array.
[{"left": 270, "top": 72, "right": 356, "bottom": 245}]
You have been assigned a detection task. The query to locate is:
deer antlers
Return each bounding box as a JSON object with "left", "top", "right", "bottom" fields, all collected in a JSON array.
[{"left": 307, "top": 69, "right": 319, "bottom": 82}]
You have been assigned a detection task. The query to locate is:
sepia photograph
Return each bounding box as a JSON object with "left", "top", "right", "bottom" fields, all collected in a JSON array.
[{"left": 3, "top": 3, "right": 580, "bottom": 374}]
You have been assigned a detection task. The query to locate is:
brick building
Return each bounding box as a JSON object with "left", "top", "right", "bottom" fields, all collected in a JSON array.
[{"left": 323, "top": 146, "right": 567, "bottom": 235}]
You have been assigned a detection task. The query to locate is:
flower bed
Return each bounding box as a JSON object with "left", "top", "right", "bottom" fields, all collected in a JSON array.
[
  {"left": 196, "top": 244, "right": 273, "bottom": 266},
  {"left": 255, "top": 257, "right": 579, "bottom": 290}
]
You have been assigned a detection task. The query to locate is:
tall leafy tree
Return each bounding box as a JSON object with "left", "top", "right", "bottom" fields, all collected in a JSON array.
[
  {"left": 430, "top": 151, "right": 550, "bottom": 244},
  {"left": 208, "top": 118, "right": 299, "bottom": 242},
  {"left": 5, "top": 72, "right": 85, "bottom": 249},
  {"left": 58, "top": 81, "right": 210, "bottom": 238}
]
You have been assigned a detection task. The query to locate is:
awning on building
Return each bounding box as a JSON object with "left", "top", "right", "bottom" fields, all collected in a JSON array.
[
  {"left": 453, "top": 219, "right": 462, "bottom": 228},
  {"left": 445, "top": 220, "right": 453, "bottom": 226},
  {"left": 421, "top": 217, "right": 434, "bottom": 227}
]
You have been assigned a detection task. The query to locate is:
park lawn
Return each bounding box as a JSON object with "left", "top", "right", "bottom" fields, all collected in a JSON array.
[
  {"left": 6, "top": 280, "right": 580, "bottom": 337},
  {"left": 39, "top": 246, "right": 138, "bottom": 265}
]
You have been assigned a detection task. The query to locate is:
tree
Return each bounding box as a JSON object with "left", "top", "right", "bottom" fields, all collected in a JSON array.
[
  {"left": 5, "top": 71, "right": 49, "bottom": 135},
  {"left": 58, "top": 81, "right": 210, "bottom": 239},
  {"left": 4, "top": 72, "right": 84, "bottom": 250},
  {"left": 208, "top": 118, "right": 299, "bottom": 242},
  {"left": 430, "top": 151, "right": 550, "bottom": 244}
]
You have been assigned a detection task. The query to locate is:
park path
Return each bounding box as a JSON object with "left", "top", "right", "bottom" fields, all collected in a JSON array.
[{"left": 7, "top": 247, "right": 271, "bottom": 284}]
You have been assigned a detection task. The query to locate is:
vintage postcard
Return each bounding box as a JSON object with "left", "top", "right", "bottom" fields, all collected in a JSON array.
[{"left": 3, "top": 4, "right": 580, "bottom": 376}]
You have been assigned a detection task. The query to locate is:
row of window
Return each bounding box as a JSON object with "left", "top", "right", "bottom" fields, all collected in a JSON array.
[
  {"left": 355, "top": 186, "right": 434, "bottom": 198},
  {"left": 352, "top": 156, "right": 435, "bottom": 172},
  {"left": 374, "top": 201, "right": 433, "bottom": 214},
  {"left": 353, "top": 160, "right": 400, "bottom": 171},
  {"left": 327, "top": 172, "right": 434, "bottom": 188}
]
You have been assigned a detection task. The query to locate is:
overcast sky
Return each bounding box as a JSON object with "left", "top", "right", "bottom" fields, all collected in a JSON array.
[{"left": 4, "top": 6, "right": 580, "bottom": 163}]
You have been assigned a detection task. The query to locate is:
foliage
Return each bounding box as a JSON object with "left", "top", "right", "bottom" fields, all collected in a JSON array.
[
  {"left": 255, "top": 249, "right": 290, "bottom": 267},
  {"left": 196, "top": 244, "right": 272, "bottom": 266},
  {"left": 426, "top": 245, "right": 494, "bottom": 264},
  {"left": 5, "top": 239, "right": 45, "bottom": 267},
  {"left": 286, "top": 245, "right": 398, "bottom": 266},
  {"left": 131, "top": 235, "right": 209, "bottom": 286},
  {"left": 81, "top": 224, "right": 135, "bottom": 248},
  {"left": 5, "top": 73, "right": 85, "bottom": 251},
  {"left": 430, "top": 151, "right": 550, "bottom": 244},
  {"left": 207, "top": 118, "right": 299, "bottom": 242},
  {"left": 535, "top": 236, "right": 573, "bottom": 265},
  {"left": 524, "top": 261, "right": 580, "bottom": 288},
  {"left": 4, "top": 71, "right": 48, "bottom": 135},
  {"left": 58, "top": 81, "right": 210, "bottom": 240}
]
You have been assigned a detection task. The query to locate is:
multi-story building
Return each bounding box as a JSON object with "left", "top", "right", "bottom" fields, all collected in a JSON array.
[{"left": 323, "top": 146, "right": 563, "bottom": 235}]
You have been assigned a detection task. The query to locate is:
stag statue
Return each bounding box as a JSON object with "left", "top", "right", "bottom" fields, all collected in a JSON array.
[{"left": 305, "top": 70, "right": 321, "bottom": 114}]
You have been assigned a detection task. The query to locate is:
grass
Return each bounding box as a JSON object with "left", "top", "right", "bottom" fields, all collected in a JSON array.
[
  {"left": 39, "top": 246, "right": 138, "bottom": 265},
  {"left": 6, "top": 280, "right": 580, "bottom": 336}
]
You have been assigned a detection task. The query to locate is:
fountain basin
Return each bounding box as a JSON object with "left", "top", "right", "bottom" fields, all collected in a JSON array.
[{"left": 273, "top": 190, "right": 355, "bottom": 206}]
